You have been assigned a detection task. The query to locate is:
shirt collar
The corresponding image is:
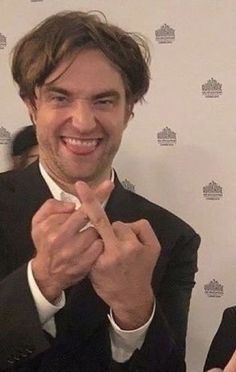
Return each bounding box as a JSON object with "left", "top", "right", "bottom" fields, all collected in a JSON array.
[{"left": 39, "top": 162, "right": 114, "bottom": 209}]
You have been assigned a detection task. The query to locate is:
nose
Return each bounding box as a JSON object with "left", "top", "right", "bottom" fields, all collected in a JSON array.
[{"left": 71, "top": 99, "right": 96, "bottom": 132}]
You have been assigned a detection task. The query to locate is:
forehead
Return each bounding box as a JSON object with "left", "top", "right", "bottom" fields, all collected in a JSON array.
[{"left": 43, "top": 48, "right": 126, "bottom": 96}]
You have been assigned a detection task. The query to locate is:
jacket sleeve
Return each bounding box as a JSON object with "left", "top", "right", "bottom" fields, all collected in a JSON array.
[
  {"left": 111, "top": 302, "right": 186, "bottom": 372},
  {"left": 156, "top": 231, "right": 200, "bottom": 355},
  {"left": 110, "top": 221, "right": 200, "bottom": 371},
  {"left": 0, "top": 264, "right": 50, "bottom": 370}
]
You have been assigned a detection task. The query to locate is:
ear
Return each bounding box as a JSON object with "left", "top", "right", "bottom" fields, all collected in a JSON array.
[
  {"left": 124, "top": 103, "right": 134, "bottom": 128},
  {"left": 23, "top": 98, "right": 37, "bottom": 126}
]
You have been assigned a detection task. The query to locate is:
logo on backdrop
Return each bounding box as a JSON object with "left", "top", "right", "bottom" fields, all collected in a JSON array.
[
  {"left": 121, "top": 179, "right": 136, "bottom": 193},
  {"left": 204, "top": 279, "right": 224, "bottom": 298},
  {"left": 157, "top": 127, "right": 176, "bottom": 146},
  {"left": 0, "top": 33, "right": 7, "bottom": 50},
  {"left": 203, "top": 181, "right": 223, "bottom": 200},
  {"left": 155, "top": 24, "right": 175, "bottom": 44},
  {"left": 202, "top": 78, "right": 222, "bottom": 98},
  {"left": 0, "top": 126, "right": 11, "bottom": 145}
]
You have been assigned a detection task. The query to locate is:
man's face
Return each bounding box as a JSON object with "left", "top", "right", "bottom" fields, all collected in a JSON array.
[{"left": 30, "top": 49, "right": 131, "bottom": 187}]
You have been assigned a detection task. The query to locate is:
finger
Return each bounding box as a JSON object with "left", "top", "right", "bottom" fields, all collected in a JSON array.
[
  {"left": 36, "top": 212, "right": 78, "bottom": 234},
  {"left": 112, "top": 221, "right": 137, "bottom": 242},
  {"left": 127, "top": 219, "right": 161, "bottom": 252},
  {"left": 93, "top": 180, "right": 114, "bottom": 204},
  {"left": 66, "top": 239, "right": 104, "bottom": 276},
  {"left": 57, "top": 207, "right": 90, "bottom": 237},
  {"left": 33, "top": 198, "right": 75, "bottom": 225},
  {"left": 45, "top": 180, "right": 114, "bottom": 237},
  {"left": 34, "top": 180, "right": 113, "bottom": 227},
  {"left": 75, "top": 181, "right": 117, "bottom": 246},
  {"left": 75, "top": 179, "right": 114, "bottom": 205},
  {"left": 37, "top": 225, "right": 99, "bottom": 262},
  {"left": 58, "top": 226, "right": 100, "bottom": 258}
]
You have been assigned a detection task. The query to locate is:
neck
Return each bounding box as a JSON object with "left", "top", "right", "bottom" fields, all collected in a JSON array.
[{"left": 40, "top": 159, "right": 112, "bottom": 196}]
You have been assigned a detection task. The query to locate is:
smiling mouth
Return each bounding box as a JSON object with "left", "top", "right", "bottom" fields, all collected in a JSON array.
[{"left": 62, "top": 136, "right": 102, "bottom": 155}]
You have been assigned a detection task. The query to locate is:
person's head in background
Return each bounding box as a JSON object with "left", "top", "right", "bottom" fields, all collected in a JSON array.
[
  {"left": 11, "top": 10, "right": 150, "bottom": 191},
  {"left": 11, "top": 125, "right": 38, "bottom": 170}
]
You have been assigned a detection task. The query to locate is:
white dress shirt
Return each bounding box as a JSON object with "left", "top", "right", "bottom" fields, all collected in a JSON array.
[{"left": 27, "top": 163, "right": 155, "bottom": 362}]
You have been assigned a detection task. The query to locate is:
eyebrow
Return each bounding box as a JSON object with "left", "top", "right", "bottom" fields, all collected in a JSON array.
[
  {"left": 42, "top": 85, "right": 121, "bottom": 100},
  {"left": 92, "top": 90, "right": 120, "bottom": 100},
  {"left": 43, "top": 85, "right": 72, "bottom": 97}
]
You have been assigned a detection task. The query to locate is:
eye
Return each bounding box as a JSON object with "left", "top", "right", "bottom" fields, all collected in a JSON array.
[
  {"left": 94, "top": 98, "right": 115, "bottom": 110},
  {"left": 47, "top": 93, "right": 70, "bottom": 107},
  {"left": 52, "top": 94, "right": 67, "bottom": 103}
]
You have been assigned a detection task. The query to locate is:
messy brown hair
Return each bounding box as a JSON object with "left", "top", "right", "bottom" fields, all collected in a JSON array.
[{"left": 11, "top": 10, "right": 150, "bottom": 105}]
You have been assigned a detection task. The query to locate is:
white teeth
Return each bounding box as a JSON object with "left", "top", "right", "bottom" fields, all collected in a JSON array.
[{"left": 65, "top": 138, "right": 98, "bottom": 146}]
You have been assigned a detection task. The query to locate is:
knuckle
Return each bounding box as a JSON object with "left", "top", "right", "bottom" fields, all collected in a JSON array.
[
  {"left": 112, "top": 220, "right": 123, "bottom": 228},
  {"left": 47, "top": 231, "right": 59, "bottom": 247},
  {"left": 32, "top": 221, "right": 50, "bottom": 242},
  {"left": 128, "top": 241, "right": 142, "bottom": 254},
  {"left": 59, "top": 249, "right": 70, "bottom": 261},
  {"left": 125, "top": 239, "right": 135, "bottom": 250},
  {"left": 45, "top": 198, "right": 57, "bottom": 210},
  {"left": 140, "top": 218, "right": 150, "bottom": 228},
  {"left": 112, "top": 221, "right": 125, "bottom": 230},
  {"left": 94, "top": 215, "right": 107, "bottom": 229},
  {"left": 40, "top": 221, "right": 50, "bottom": 235}
]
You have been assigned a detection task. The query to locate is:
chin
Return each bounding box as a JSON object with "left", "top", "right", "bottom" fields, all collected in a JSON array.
[{"left": 63, "top": 169, "right": 96, "bottom": 183}]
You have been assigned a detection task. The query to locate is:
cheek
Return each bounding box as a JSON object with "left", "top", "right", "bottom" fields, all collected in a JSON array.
[
  {"left": 103, "top": 121, "right": 124, "bottom": 139},
  {"left": 35, "top": 109, "right": 60, "bottom": 133},
  {"left": 102, "top": 110, "right": 128, "bottom": 133}
]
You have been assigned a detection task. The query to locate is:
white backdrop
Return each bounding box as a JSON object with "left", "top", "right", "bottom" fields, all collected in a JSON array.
[{"left": 1, "top": 1, "right": 236, "bottom": 371}]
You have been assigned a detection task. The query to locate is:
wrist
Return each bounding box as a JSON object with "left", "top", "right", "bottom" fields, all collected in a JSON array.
[
  {"left": 31, "top": 259, "right": 62, "bottom": 303},
  {"left": 111, "top": 290, "right": 154, "bottom": 330}
]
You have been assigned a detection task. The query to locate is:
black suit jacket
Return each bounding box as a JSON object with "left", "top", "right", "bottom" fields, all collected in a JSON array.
[
  {"left": 0, "top": 162, "right": 200, "bottom": 371},
  {"left": 204, "top": 306, "right": 236, "bottom": 371}
]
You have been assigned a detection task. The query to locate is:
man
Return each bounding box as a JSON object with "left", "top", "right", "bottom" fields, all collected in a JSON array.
[
  {"left": 204, "top": 307, "right": 236, "bottom": 371},
  {"left": 11, "top": 125, "right": 38, "bottom": 169},
  {"left": 0, "top": 11, "right": 200, "bottom": 371}
]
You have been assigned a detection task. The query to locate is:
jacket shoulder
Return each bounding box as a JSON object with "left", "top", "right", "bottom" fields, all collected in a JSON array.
[
  {"left": 0, "top": 169, "right": 19, "bottom": 194},
  {"left": 123, "top": 188, "right": 199, "bottom": 238}
]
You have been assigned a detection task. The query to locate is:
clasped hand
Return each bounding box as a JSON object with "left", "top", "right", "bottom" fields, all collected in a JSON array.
[{"left": 31, "top": 180, "right": 161, "bottom": 329}]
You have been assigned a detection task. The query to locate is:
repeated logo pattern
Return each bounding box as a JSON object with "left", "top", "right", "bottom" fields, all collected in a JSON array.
[
  {"left": 155, "top": 24, "right": 175, "bottom": 44},
  {"left": 157, "top": 127, "right": 176, "bottom": 146},
  {"left": 204, "top": 279, "right": 224, "bottom": 298},
  {"left": 0, "top": 33, "right": 7, "bottom": 49},
  {"left": 0, "top": 126, "right": 11, "bottom": 144},
  {"left": 202, "top": 78, "right": 222, "bottom": 98},
  {"left": 121, "top": 179, "right": 136, "bottom": 193},
  {"left": 203, "top": 181, "right": 223, "bottom": 200}
]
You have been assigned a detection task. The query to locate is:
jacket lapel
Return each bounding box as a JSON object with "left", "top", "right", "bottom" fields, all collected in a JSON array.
[{"left": 2, "top": 162, "right": 52, "bottom": 268}]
